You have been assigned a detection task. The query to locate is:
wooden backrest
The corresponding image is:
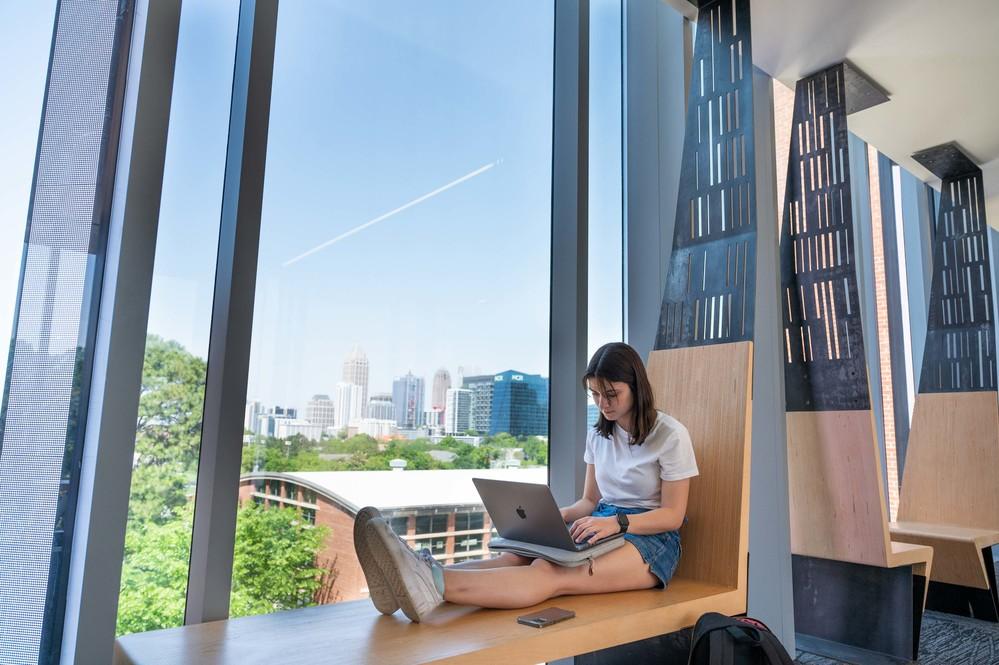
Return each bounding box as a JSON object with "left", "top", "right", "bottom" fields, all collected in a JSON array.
[
  {"left": 785, "top": 409, "right": 891, "bottom": 566},
  {"left": 646, "top": 341, "right": 753, "bottom": 591},
  {"left": 898, "top": 391, "right": 999, "bottom": 531}
]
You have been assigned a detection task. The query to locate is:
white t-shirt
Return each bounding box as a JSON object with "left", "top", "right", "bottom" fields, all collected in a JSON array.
[{"left": 583, "top": 410, "right": 698, "bottom": 509}]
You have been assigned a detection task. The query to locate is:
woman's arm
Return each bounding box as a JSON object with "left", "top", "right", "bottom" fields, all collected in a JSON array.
[
  {"left": 569, "top": 477, "right": 690, "bottom": 544},
  {"left": 559, "top": 464, "right": 601, "bottom": 523},
  {"left": 624, "top": 478, "right": 690, "bottom": 534}
]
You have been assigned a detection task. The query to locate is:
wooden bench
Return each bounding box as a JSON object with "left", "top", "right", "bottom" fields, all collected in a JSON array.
[
  {"left": 890, "top": 390, "right": 999, "bottom": 620},
  {"left": 114, "top": 341, "right": 754, "bottom": 664},
  {"left": 786, "top": 409, "right": 933, "bottom": 662}
]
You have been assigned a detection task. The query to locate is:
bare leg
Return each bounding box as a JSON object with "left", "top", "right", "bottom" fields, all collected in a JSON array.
[
  {"left": 445, "top": 552, "right": 533, "bottom": 570},
  {"left": 442, "top": 543, "right": 658, "bottom": 609}
]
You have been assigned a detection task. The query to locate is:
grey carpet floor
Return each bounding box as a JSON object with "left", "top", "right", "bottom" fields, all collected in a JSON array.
[{"left": 794, "top": 610, "right": 999, "bottom": 664}]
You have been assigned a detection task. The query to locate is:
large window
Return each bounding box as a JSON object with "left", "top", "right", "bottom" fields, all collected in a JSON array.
[
  {"left": 232, "top": 0, "right": 555, "bottom": 617},
  {"left": 115, "top": 0, "right": 239, "bottom": 638}
]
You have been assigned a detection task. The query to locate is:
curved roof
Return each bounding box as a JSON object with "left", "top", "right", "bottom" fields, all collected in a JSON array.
[{"left": 241, "top": 467, "right": 548, "bottom": 514}]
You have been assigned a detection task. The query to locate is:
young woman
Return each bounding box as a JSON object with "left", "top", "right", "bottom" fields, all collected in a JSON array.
[{"left": 354, "top": 342, "right": 698, "bottom": 622}]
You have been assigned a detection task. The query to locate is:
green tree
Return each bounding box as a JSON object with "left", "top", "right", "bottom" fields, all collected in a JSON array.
[
  {"left": 117, "top": 503, "right": 330, "bottom": 635},
  {"left": 230, "top": 503, "right": 329, "bottom": 617},
  {"left": 118, "top": 335, "right": 333, "bottom": 635},
  {"left": 130, "top": 335, "right": 206, "bottom": 523}
]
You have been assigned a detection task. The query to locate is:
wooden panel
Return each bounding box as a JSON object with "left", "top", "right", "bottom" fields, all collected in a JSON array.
[
  {"left": 898, "top": 391, "right": 999, "bottom": 530},
  {"left": 891, "top": 522, "right": 998, "bottom": 589},
  {"left": 887, "top": 541, "right": 933, "bottom": 569},
  {"left": 646, "top": 341, "right": 753, "bottom": 590},
  {"left": 114, "top": 580, "right": 744, "bottom": 665},
  {"left": 786, "top": 410, "right": 891, "bottom": 566}
]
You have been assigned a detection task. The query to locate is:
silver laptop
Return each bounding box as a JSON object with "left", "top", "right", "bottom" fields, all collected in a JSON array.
[{"left": 472, "top": 477, "right": 623, "bottom": 552}]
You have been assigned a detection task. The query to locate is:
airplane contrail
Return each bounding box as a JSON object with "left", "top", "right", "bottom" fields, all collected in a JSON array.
[{"left": 283, "top": 161, "right": 498, "bottom": 267}]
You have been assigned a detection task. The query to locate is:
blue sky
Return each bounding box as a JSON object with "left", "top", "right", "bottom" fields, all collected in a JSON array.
[{"left": 1, "top": 0, "right": 623, "bottom": 412}]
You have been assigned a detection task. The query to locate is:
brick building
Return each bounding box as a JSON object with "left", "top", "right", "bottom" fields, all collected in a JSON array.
[{"left": 237, "top": 467, "right": 547, "bottom": 605}]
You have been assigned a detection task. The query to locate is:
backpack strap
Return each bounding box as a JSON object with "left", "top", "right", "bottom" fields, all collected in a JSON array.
[
  {"left": 689, "top": 613, "right": 750, "bottom": 665},
  {"left": 708, "top": 629, "right": 735, "bottom": 665},
  {"left": 758, "top": 633, "right": 795, "bottom": 665}
]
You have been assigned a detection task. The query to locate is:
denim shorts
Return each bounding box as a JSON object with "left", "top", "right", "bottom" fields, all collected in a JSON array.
[{"left": 591, "top": 501, "right": 682, "bottom": 588}]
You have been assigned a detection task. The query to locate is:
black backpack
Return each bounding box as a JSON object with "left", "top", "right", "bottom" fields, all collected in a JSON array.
[{"left": 688, "top": 613, "right": 794, "bottom": 665}]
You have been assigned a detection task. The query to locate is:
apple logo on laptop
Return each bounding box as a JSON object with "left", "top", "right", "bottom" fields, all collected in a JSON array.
[{"left": 516, "top": 506, "right": 527, "bottom": 519}]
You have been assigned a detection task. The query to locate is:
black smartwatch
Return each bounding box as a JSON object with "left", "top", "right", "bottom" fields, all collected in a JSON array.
[{"left": 616, "top": 512, "right": 630, "bottom": 533}]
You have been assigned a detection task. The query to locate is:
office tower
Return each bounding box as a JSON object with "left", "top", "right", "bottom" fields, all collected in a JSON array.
[
  {"left": 462, "top": 374, "right": 494, "bottom": 434},
  {"left": 305, "top": 394, "right": 336, "bottom": 430},
  {"left": 342, "top": 345, "right": 369, "bottom": 414},
  {"left": 275, "top": 419, "right": 324, "bottom": 442},
  {"left": 334, "top": 382, "right": 364, "bottom": 431},
  {"left": 489, "top": 370, "right": 549, "bottom": 437},
  {"left": 392, "top": 372, "right": 425, "bottom": 429},
  {"left": 445, "top": 388, "right": 472, "bottom": 435},
  {"left": 424, "top": 409, "right": 443, "bottom": 429},
  {"left": 431, "top": 368, "right": 451, "bottom": 415},
  {"left": 256, "top": 412, "right": 294, "bottom": 438},
  {"left": 367, "top": 393, "right": 395, "bottom": 421},
  {"left": 244, "top": 400, "right": 263, "bottom": 432},
  {"left": 273, "top": 405, "right": 297, "bottom": 419}
]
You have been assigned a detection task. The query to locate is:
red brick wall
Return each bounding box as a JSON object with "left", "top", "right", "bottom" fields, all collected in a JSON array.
[{"left": 313, "top": 495, "right": 367, "bottom": 603}]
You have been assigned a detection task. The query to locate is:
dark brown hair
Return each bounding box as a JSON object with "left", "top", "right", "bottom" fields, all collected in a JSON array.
[{"left": 582, "top": 342, "right": 657, "bottom": 445}]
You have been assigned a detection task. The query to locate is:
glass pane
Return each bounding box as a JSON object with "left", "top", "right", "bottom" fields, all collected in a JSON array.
[
  {"left": 234, "top": 0, "right": 554, "bottom": 617},
  {"left": 114, "top": 0, "right": 238, "bottom": 637},
  {"left": 588, "top": 0, "right": 623, "bottom": 426},
  {"left": 0, "top": 3, "right": 54, "bottom": 384}
]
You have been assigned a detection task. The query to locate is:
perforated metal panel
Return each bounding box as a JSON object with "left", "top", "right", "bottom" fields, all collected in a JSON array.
[
  {"left": 655, "top": 0, "right": 758, "bottom": 350},
  {"left": 778, "top": 64, "right": 871, "bottom": 412},
  {"left": 0, "top": 1, "right": 131, "bottom": 662},
  {"left": 915, "top": 154, "right": 995, "bottom": 392}
]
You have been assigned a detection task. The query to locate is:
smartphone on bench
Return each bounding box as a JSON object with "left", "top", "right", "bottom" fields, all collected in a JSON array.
[{"left": 516, "top": 606, "right": 576, "bottom": 628}]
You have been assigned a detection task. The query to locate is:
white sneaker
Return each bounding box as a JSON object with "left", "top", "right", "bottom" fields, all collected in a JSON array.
[
  {"left": 366, "top": 518, "right": 444, "bottom": 623},
  {"left": 353, "top": 506, "right": 399, "bottom": 615}
]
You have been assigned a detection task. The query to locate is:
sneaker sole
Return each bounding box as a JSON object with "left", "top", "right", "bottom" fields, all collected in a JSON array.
[
  {"left": 353, "top": 506, "right": 399, "bottom": 615},
  {"left": 366, "top": 519, "right": 439, "bottom": 623}
]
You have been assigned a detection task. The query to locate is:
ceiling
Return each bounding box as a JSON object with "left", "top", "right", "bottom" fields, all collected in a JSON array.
[{"left": 748, "top": 0, "right": 999, "bottom": 226}]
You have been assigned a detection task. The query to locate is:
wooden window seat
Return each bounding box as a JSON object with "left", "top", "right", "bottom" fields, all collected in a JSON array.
[
  {"left": 114, "top": 579, "right": 744, "bottom": 665},
  {"left": 891, "top": 391, "right": 999, "bottom": 620},
  {"left": 115, "top": 343, "right": 754, "bottom": 664},
  {"left": 890, "top": 522, "right": 999, "bottom": 592}
]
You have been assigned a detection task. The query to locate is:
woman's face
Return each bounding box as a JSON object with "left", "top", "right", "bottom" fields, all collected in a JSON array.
[{"left": 587, "top": 378, "right": 634, "bottom": 423}]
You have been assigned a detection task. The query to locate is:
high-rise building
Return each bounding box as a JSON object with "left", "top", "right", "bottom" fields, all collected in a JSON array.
[
  {"left": 244, "top": 400, "right": 263, "bottom": 433},
  {"left": 431, "top": 368, "right": 451, "bottom": 414},
  {"left": 305, "top": 394, "right": 335, "bottom": 430},
  {"left": 392, "top": 372, "right": 425, "bottom": 429},
  {"left": 252, "top": 405, "right": 298, "bottom": 437},
  {"left": 367, "top": 393, "right": 394, "bottom": 421},
  {"left": 445, "top": 388, "right": 472, "bottom": 435},
  {"left": 273, "top": 405, "right": 297, "bottom": 419},
  {"left": 256, "top": 412, "right": 293, "bottom": 438},
  {"left": 424, "top": 409, "right": 443, "bottom": 429},
  {"left": 334, "top": 382, "right": 364, "bottom": 431},
  {"left": 489, "top": 370, "right": 548, "bottom": 437},
  {"left": 342, "top": 345, "right": 369, "bottom": 415},
  {"left": 275, "top": 419, "right": 324, "bottom": 442},
  {"left": 462, "top": 374, "right": 494, "bottom": 434}
]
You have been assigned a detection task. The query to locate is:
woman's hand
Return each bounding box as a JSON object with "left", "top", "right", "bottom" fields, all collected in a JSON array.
[{"left": 568, "top": 515, "right": 619, "bottom": 544}]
